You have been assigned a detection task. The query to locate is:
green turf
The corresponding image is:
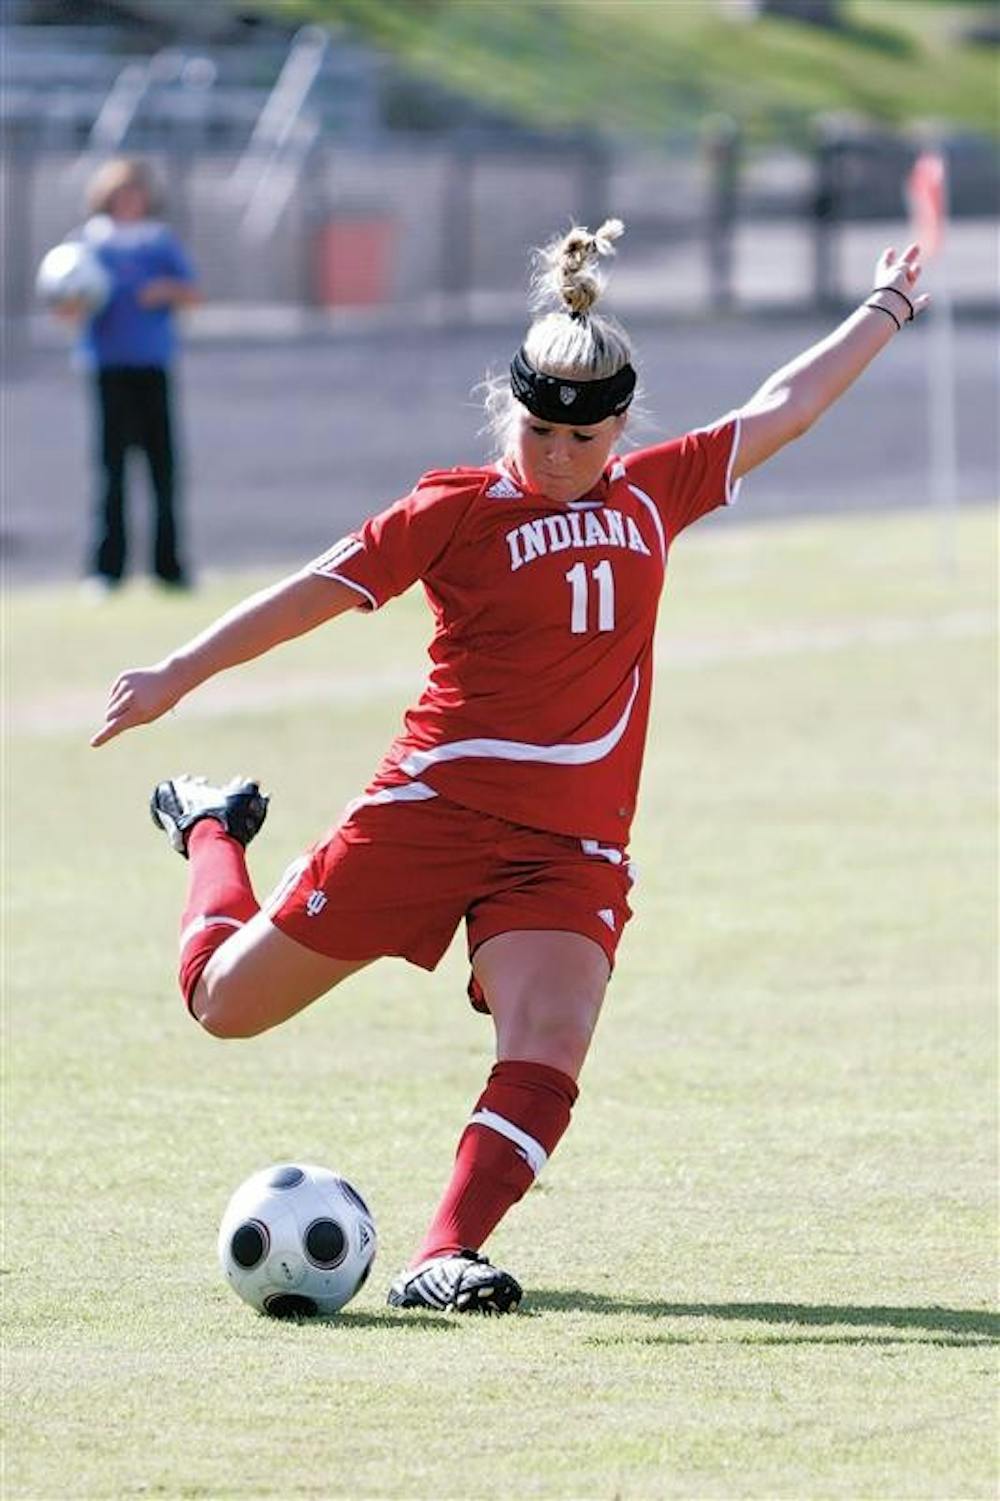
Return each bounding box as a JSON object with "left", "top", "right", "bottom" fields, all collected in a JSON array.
[
  {"left": 263, "top": 0, "right": 1000, "bottom": 141},
  {"left": 4, "top": 505, "right": 997, "bottom": 1499}
]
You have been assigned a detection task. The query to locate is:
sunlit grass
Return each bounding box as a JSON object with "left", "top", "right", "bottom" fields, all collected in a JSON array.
[
  {"left": 271, "top": 0, "right": 999, "bottom": 140},
  {"left": 4, "top": 505, "right": 997, "bottom": 1499}
]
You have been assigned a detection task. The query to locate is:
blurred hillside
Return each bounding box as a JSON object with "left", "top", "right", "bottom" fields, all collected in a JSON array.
[{"left": 256, "top": 0, "right": 999, "bottom": 142}]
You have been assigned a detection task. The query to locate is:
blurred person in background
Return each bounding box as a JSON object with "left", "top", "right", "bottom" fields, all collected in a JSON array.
[
  {"left": 63, "top": 157, "right": 200, "bottom": 594},
  {"left": 91, "top": 220, "right": 926, "bottom": 1315}
]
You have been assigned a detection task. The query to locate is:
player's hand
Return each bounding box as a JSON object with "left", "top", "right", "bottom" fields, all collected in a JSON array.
[
  {"left": 873, "top": 244, "right": 931, "bottom": 319},
  {"left": 51, "top": 296, "right": 89, "bottom": 323},
  {"left": 90, "top": 664, "right": 184, "bottom": 748},
  {"left": 136, "top": 278, "right": 178, "bottom": 308}
]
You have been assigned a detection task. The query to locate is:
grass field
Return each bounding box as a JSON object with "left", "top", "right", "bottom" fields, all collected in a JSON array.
[{"left": 4, "top": 504, "right": 997, "bottom": 1500}]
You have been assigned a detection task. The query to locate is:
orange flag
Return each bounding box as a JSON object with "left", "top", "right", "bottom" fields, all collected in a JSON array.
[{"left": 907, "top": 151, "right": 948, "bottom": 258}]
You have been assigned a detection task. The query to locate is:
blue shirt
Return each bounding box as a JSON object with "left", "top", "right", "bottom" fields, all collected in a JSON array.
[{"left": 79, "top": 216, "right": 196, "bottom": 369}]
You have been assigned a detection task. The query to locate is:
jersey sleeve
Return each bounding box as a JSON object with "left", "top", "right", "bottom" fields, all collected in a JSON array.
[
  {"left": 621, "top": 416, "right": 742, "bottom": 544},
  {"left": 308, "top": 470, "right": 480, "bottom": 610}
]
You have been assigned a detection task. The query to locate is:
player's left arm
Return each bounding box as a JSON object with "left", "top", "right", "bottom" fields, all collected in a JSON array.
[
  {"left": 137, "top": 231, "right": 202, "bottom": 309},
  {"left": 731, "top": 245, "right": 929, "bottom": 480}
]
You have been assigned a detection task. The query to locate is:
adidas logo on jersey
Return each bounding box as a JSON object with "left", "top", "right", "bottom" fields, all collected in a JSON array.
[{"left": 486, "top": 475, "right": 523, "bottom": 500}]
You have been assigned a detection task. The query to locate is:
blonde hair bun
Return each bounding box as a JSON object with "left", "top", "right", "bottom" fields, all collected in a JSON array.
[{"left": 532, "top": 218, "right": 625, "bottom": 319}]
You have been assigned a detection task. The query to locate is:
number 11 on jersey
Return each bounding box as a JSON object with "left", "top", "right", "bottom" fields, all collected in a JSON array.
[{"left": 565, "top": 559, "right": 615, "bottom": 633}]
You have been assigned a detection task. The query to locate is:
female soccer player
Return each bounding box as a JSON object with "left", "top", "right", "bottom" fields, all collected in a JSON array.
[{"left": 92, "top": 221, "right": 927, "bottom": 1314}]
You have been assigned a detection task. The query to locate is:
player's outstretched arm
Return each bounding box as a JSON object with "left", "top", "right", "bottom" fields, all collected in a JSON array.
[
  {"left": 731, "top": 244, "right": 930, "bottom": 479},
  {"left": 90, "top": 570, "right": 359, "bottom": 748}
]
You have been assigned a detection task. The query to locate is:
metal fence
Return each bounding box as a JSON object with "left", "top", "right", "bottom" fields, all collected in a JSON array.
[{"left": 2, "top": 121, "right": 997, "bottom": 335}]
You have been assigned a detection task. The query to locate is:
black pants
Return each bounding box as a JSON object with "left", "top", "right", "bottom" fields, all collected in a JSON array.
[{"left": 91, "top": 365, "right": 187, "bottom": 584}]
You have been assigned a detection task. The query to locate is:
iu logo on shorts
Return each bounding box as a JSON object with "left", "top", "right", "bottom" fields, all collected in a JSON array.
[{"left": 305, "top": 890, "right": 328, "bottom": 917}]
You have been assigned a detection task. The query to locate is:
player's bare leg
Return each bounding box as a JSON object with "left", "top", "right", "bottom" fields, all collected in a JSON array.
[
  {"left": 388, "top": 930, "right": 608, "bottom": 1315},
  {"left": 193, "top": 915, "right": 368, "bottom": 1038},
  {"left": 473, "top": 928, "right": 609, "bottom": 1078}
]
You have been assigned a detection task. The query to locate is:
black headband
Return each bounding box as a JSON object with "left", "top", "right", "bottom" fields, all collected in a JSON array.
[{"left": 510, "top": 347, "right": 636, "bottom": 426}]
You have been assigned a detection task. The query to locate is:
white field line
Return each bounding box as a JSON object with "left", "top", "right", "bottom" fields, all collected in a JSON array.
[{"left": 8, "top": 609, "right": 995, "bottom": 738}]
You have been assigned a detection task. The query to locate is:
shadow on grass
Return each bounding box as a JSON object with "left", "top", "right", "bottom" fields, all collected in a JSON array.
[
  {"left": 265, "top": 1309, "right": 460, "bottom": 1332},
  {"left": 588, "top": 1332, "right": 997, "bottom": 1350},
  {"left": 525, "top": 1294, "right": 1000, "bottom": 1343}
]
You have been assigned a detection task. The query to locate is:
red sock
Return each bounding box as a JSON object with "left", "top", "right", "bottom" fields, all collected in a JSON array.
[
  {"left": 413, "top": 1059, "right": 579, "bottom": 1264},
  {"left": 177, "top": 820, "right": 259, "bottom": 1014}
]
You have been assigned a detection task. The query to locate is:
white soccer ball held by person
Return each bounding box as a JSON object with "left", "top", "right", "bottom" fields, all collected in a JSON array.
[{"left": 35, "top": 240, "right": 112, "bottom": 313}]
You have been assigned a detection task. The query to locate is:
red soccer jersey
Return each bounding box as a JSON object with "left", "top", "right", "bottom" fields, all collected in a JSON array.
[{"left": 310, "top": 418, "right": 742, "bottom": 844}]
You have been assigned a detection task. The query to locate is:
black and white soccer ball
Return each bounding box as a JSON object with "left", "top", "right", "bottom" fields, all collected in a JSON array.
[
  {"left": 35, "top": 241, "right": 111, "bottom": 312},
  {"left": 218, "top": 1163, "right": 376, "bottom": 1318}
]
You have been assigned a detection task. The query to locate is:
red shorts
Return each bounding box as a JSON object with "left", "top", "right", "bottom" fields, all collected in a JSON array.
[{"left": 264, "top": 787, "right": 634, "bottom": 983}]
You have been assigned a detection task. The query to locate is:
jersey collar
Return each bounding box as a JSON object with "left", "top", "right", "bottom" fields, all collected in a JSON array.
[{"left": 502, "top": 459, "right": 618, "bottom": 509}]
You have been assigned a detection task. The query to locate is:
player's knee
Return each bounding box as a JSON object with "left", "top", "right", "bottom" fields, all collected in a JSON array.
[
  {"left": 502, "top": 1004, "right": 598, "bottom": 1075},
  {"left": 195, "top": 1007, "right": 254, "bottom": 1040},
  {"left": 190, "top": 978, "right": 265, "bottom": 1040},
  {"left": 536, "top": 1015, "right": 595, "bottom": 1062}
]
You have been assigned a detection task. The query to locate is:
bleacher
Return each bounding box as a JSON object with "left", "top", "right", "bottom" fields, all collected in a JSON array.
[{"left": 2, "top": 15, "right": 385, "bottom": 147}]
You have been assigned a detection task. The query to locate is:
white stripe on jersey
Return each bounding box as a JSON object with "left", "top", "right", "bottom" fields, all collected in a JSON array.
[
  {"left": 311, "top": 536, "right": 364, "bottom": 573},
  {"left": 581, "top": 837, "right": 625, "bottom": 866},
  {"left": 469, "top": 1109, "right": 548, "bottom": 1177},
  {"left": 309, "top": 537, "right": 379, "bottom": 609},
  {"left": 318, "top": 570, "right": 378, "bottom": 610},
  {"left": 397, "top": 667, "right": 641, "bottom": 776},
  {"left": 261, "top": 855, "right": 310, "bottom": 916},
  {"left": 689, "top": 412, "right": 744, "bottom": 506},
  {"left": 726, "top": 413, "right": 744, "bottom": 505},
  {"left": 343, "top": 781, "right": 438, "bottom": 817},
  {"left": 626, "top": 483, "right": 667, "bottom": 563}
]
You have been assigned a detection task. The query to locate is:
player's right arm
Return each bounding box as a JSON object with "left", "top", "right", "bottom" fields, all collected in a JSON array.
[
  {"left": 90, "top": 570, "right": 359, "bottom": 748},
  {"left": 730, "top": 245, "right": 928, "bottom": 479},
  {"left": 50, "top": 296, "right": 90, "bottom": 324},
  {"left": 92, "top": 470, "right": 475, "bottom": 748}
]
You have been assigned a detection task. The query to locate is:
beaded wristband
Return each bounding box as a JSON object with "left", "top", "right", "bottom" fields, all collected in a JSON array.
[{"left": 865, "top": 300, "right": 903, "bottom": 332}]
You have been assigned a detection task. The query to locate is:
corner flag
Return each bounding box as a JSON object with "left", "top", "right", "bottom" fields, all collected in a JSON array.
[
  {"left": 907, "top": 150, "right": 956, "bottom": 570},
  {"left": 907, "top": 152, "right": 948, "bottom": 258}
]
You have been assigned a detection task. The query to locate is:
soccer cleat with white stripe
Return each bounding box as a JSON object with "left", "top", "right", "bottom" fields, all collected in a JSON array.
[
  {"left": 150, "top": 774, "right": 269, "bottom": 858},
  {"left": 386, "top": 1250, "right": 522, "bottom": 1315}
]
